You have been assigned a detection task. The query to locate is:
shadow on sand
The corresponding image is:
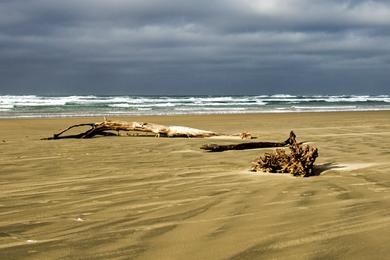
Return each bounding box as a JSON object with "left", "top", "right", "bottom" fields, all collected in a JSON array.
[{"left": 313, "top": 162, "right": 345, "bottom": 176}]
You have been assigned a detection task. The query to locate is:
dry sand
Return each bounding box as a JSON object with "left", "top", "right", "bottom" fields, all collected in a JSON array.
[{"left": 0, "top": 111, "right": 390, "bottom": 259}]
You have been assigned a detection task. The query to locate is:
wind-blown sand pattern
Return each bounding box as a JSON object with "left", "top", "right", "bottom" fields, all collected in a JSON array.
[{"left": 0, "top": 111, "right": 390, "bottom": 259}]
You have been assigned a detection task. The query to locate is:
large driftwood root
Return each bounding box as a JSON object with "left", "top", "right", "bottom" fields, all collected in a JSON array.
[
  {"left": 251, "top": 132, "right": 318, "bottom": 177},
  {"left": 42, "top": 119, "right": 249, "bottom": 140},
  {"left": 201, "top": 131, "right": 295, "bottom": 152}
]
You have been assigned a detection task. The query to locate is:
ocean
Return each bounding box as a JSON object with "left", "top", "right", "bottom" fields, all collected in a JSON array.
[{"left": 0, "top": 95, "right": 389, "bottom": 118}]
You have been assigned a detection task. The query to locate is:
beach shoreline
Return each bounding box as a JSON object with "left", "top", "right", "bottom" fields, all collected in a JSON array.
[
  {"left": 1, "top": 111, "right": 390, "bottom": 259},
  {"left": 1, "top": 95, "right": 390, "bottom": 119}
]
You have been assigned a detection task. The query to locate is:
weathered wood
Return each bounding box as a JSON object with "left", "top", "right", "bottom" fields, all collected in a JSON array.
[
  {"left": 251, "top": 132, "right": 318, "bottom": 177},
  {"left": 42, "top": 121, "right": 140, "bottom": 140},
  {"left": 42, "top": 119, "right": 243, "bottom": 140},
  {"left": 200, "top": 131, "right": 296, "bottom": 152},
  {"left": 134, "top": 123, "right": 218, "bottom": 138}
]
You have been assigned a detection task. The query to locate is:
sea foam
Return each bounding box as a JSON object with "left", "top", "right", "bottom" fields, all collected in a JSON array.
[{"left": 0, "top": 95, "right": 389, "bottom": 118}]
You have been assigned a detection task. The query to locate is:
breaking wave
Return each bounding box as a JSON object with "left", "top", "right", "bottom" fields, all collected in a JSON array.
[{"left": 0, "top": 95, "right": 389, "bottom": 118}]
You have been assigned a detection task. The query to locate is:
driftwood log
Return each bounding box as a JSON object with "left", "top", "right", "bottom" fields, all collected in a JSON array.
[
  {"left": 251, "top": 133, "right": 318, "bottom": 177},
  {"left": 42, "top": 120, "right": 251, "bottom": 140},
  {"left": 201, "top": 131, "right": 296, "bottom": 152},
  {"left": 43, "top": 121, "right": 319, "bottom": 176}
]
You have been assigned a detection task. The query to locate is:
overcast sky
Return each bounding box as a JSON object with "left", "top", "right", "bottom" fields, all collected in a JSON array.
[{"left": 0, "top": 0, "right": 389, "bottom": 95}]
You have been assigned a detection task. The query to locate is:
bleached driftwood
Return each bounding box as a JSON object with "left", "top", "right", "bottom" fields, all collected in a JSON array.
[{"left": 43, "top": 119, "right": 249, "bottom": 140}]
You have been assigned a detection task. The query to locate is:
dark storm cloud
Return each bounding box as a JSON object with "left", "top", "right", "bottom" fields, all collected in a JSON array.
[{"left": 0, "top": 0, "right": 389, "bottom": 94}]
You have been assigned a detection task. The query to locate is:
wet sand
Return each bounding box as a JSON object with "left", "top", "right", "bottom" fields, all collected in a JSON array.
[{"left": 0, "top": 111, "right": 390, "bottom": 259}]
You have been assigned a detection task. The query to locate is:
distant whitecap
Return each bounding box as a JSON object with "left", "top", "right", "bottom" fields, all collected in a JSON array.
[{"left": 0, "top": 95, "right": 389, "bottom": 118}]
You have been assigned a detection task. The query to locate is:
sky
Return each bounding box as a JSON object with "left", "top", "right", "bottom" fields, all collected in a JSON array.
[{"left": 0, "top": 0, "right": 389, "bottom": 95}]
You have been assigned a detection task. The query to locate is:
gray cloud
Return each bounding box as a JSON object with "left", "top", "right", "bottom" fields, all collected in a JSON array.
[{"left": 0, "top": 0, "right": 389, "bottom": 95}]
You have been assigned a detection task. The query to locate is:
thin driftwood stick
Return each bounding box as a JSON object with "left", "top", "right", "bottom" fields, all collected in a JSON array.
[
  {"left": 53, "top": 123, "right": 95, "bottom": 137},
  {"left": 200, "top": 131, "right": 296, "bottom": 152}
]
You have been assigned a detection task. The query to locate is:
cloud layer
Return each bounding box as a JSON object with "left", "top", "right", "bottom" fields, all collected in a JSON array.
[{"left": 1, "top": 0, "right": 389, "bottom": 94}]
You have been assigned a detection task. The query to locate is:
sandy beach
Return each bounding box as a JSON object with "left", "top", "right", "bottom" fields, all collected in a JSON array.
[{"left": 0, "top": 111, "right": 390, "bottom": 259}]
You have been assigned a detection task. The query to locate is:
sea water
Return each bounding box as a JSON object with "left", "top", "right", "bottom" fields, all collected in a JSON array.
[{"left": 0, "top": 95, "right": 389, "bottom": 118}]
